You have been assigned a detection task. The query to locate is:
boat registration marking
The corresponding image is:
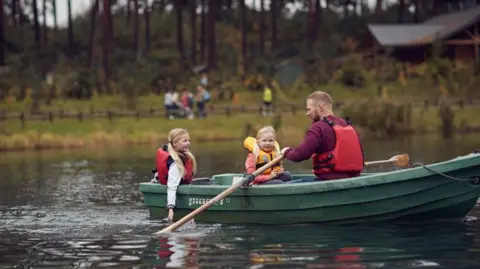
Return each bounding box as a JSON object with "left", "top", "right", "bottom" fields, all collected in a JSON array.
[{"left": 188, "top": 197, "right": 231, "bottom": 207}]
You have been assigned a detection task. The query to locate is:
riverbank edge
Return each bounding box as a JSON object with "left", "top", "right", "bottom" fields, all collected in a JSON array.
[{"left": 2, "top": 125, "right": 480, "bottom": 153}]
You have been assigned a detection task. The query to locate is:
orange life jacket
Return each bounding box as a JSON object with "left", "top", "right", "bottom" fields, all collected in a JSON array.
[
  {"left": 312, "top": 119, "right": 364, "bottom": 177},
  {"left": 243, "top": 136, "right": 281, "bottom": 176},
  {"left": 155, "top": 145, "right": 194, "bottom": 185}
]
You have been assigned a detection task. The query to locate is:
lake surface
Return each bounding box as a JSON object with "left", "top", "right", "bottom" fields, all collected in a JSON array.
[{"left": 1, "top": 133, "right": 480, "bottom": 268}]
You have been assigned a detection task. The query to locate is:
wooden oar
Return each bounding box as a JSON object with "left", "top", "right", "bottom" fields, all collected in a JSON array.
[
  {"left": 365, "top": 153, "right": 410, "bottom": 168},
  {"left": 153, "top": 154, "right": 286, "bottom": 235}
]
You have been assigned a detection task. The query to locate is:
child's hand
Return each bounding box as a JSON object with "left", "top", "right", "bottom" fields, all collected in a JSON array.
[
  {"left": 168, "top": 209, "right": 174, "bottom": 222},
  {"left": 277, "top": 167, "right": 284, "bottom": 175},
  {"left": 269, "top": 170, "right": 279, "bottom": 180}
]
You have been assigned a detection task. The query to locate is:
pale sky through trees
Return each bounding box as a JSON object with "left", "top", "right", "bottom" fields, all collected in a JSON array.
[{"left": 51, "top": 0, "right": 384, "bottom": 27}]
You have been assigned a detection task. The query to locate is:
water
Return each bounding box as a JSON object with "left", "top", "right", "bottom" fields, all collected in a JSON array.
[{"left": 1, "top": 133, "right": 480, "bottom": 268}]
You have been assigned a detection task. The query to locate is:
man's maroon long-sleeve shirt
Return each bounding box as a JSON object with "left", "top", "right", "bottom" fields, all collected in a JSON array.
[{"left": 284, "top": 115, "right": 362, "bottom": 180}]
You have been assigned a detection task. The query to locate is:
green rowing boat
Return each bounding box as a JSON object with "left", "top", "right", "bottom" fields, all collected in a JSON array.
[{"left": 139, "top": 151, "right": 480, "bottom": 224}]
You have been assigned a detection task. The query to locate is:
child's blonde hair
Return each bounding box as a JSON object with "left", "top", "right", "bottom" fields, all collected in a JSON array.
[
  {"left": 253, "top": 126, "right": 281, "bottom": 158},
  {"left": 167, "top": 128, "right": 197, "bottom": 177}
]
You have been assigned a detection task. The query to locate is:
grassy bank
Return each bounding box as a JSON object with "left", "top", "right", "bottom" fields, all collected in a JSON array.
[
  {"left": 1, "top": 104, "right": 480, "bottom": 152},
  {"left": 0, "top": 114, "right": 307, "bottom": 152}
]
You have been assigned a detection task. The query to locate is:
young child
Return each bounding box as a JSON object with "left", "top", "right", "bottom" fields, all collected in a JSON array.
[
  {"left": 244, "top": 126, "right": 293, "bottom": 185},
  {"left": 152, "top": 128, "right": 197, "bottom": 221}
]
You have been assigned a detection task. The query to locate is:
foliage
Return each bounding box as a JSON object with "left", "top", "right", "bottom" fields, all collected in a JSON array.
[{"left": 341, "top": 98, "right": 413, "bottom": 136}]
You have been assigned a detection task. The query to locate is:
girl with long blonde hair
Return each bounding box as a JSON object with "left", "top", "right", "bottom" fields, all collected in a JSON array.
[{"left": 153, "top": 128, "right": 197, "bottom": 221}]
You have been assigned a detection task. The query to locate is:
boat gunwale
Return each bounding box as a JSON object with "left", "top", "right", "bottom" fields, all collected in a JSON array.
[{"left": 139, "top": 153, "right": 480, "bottom": 196}]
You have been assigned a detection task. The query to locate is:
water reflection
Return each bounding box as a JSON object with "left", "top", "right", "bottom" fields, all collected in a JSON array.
[
  {"left": 148, "top": 217, "right": 480, "bottom": 269},
  {"left": 0, "top": 231, "right": 150, "bottom": 268}
]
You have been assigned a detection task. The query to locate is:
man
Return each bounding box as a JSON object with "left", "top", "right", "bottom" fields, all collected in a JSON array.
[{"left": 281, "top": 91, "right": 364, "bottom": 181}]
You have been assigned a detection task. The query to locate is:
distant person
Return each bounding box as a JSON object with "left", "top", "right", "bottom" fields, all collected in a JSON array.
[
  {"left": 281, "top": 91, "right": 364, "bottom": 182},
  {"left": 151, "top": 128, "right": 197, "bottom": 221},
  {"left": 200, "top": 73, "right": 208, "bottom": 87},
  {"left": 262, "top": 84, "right": 273, "bottom": 116},
  {"left": 169, "top": 90, "right": 181, "bottom": 119},
  {"left": 164, "top": 89, "right": 173, "bottom": 119},
  {"left": 196, "top": 85, "right": 208, "bottom": 118},
  {"left": 244, "top": 126, "right": 292, "bottom": 185},
  {"left": 181, "top": 89, "right": 195, "bottom": 119}
]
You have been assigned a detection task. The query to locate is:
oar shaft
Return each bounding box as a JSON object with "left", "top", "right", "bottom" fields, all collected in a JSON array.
[
  {"left": 153, "top": 155, "right": 285, "bottom": 235},
  {"left": 364, "top": 160, "right": 391, "bottom": 166}
]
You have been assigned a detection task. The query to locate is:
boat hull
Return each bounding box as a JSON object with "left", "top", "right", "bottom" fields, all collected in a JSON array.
[{"left": 140, "top": 153, "right": 480, "bottom": 224}]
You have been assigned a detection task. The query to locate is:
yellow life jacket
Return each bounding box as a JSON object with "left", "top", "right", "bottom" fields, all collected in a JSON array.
[
  {"left": 262, "top": 88, "right": 272, "bottom": 102},
  {"left": 243, "top": 136, "right": 281, "bottom": 175}
]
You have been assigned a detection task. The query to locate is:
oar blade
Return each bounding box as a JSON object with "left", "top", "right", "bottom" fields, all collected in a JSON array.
[{"left": 392, "top": 154, "right": 410, "bottom": 168}]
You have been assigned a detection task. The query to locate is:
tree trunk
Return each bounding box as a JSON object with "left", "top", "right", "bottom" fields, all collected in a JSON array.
[
  {"left": 240, "top": 0, "right": 247, "bottom": 75},
  {"left": 413, "top": 0, "right": 419, "bottom": 23},
  {"left": 17, "top": 0, "right": 23, "bottom": 45},
  {"left": 307, "top": 0, "right": 314, "bottom": 51},
  {"left": 270, "top": 0, "right": 277, "bottom": 54},
  {"left": 133, "top": 0, "right": 139, "bottom": 55},
  {"left": 144, "top": 0, "right": 150, "bottom": 53},
  {"left": 259, "top": 0, "right": 264, "bottom": 56},
  {"left": 87, "top": 0, "right": 99, "bottom": 68},
  {"left": 11, "top": 0, "right": 17, "bottom": 26},
  {"left": 375, "top": 0, "right": 383, "bottom": 13},
  {"left": 126, "top": 0, "right": 132, "bottom": 24},
  {"left": 398, "top": 0, "right": 405, "bottom": 23},
  {"left": 32, "top": 0, "right": 41, "bottom": 53},
  {"left": 103, "top": 0, "right": 111, "bottom": 88},
  {"left": 200, "top": 0, "right": 206, "bottom": 63},
  {"left": 107, "top": 0, "right": 113, "bottom": 38},
  {"left": 52, "top": 0, "right": 58, "bottom": 39},
  {"left": 431, "top": 0, "right": 439, "bottom": 16},
  {"left": 313, "top": 0, "right": 321, "bottom": 42},
  {"left": 189, "top": 0, "right": 196, "bottom": 64},
  {"left": 175, "top": 0, "right": 185, "bottom": 64},
  {"left": 207, "top": 0, "right": 216, "bottom": 68},
  {"left": 67, "top": 0, "right": 74, "bottom": 57},
  {"left": 343, "top": 0, "right": 349, "bottom": 18},
  {"left": 42, "top": 0, "right": 48, "bottom": 45},
  {"left": 0, "top": 0, "right": 4, "bottom": 66}
]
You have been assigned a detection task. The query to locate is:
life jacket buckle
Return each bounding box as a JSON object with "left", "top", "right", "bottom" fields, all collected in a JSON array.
[{"left": 322, "top": 117, "right": 334, "bottom": 126}]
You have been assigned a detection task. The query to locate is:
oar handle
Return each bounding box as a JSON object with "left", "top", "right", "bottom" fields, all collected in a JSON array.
[{"left": 153, "top": 154, "right": 285, "bottom": 235}]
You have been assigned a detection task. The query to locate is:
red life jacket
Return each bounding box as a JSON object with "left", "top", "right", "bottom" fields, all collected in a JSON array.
[
  {"left": 312, "top": 118, "right": 364, "bottom": 177},
  {"left": 155, "top": 146, "right": 194, "bottom": 185}
]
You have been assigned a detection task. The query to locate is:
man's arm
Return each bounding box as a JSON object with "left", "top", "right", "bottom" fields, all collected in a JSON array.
[{"left": 284, "top": 127, "right": 322, "bottom": 162}]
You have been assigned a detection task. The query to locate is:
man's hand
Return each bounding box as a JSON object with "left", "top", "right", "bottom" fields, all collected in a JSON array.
[{"left": 281, "top": 147, "right": 291, "bottom": 156}]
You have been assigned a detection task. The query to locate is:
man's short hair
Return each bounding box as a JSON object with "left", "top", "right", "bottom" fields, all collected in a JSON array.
[{"left": 306, "top": 91, "right": 333, "bottom": 106}]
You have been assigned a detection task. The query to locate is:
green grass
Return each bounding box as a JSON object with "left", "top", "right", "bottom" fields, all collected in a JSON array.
[{"left": 0, "top": 114, "right": 312, "bottom": 152}]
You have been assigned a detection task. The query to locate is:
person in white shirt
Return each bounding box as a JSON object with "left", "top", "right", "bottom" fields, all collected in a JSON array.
[
  {"left": 151, "top": 128, "right": 197, "bottom": 221},
  {"left": 164, "top": 90, "right": 173, "bottom": 118}
]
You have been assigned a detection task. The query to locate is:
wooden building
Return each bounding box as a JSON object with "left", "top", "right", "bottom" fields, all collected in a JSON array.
[{"left": 361, "top": 6, "right": 480, "bottom": 64}]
